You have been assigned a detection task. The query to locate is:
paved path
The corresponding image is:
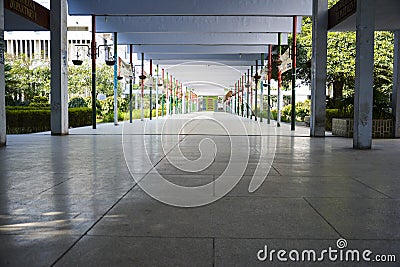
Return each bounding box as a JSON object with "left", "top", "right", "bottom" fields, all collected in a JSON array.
[{"left": 0, "top": 113, "right": 399, "bottom": 266}]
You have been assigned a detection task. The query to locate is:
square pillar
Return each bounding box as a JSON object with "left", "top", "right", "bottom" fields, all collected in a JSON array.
[
  {"left": 310, "top": 0, "right": 328, "bottom": 137},
  {"left": 353, "top": 0, "right": 375, "bottom": 149},
  {"left": 393, "top": 31, "right": 400, "bottom": 138},
  {"left": 0, "top": 2, "right": 6, "bottom": 146},
  {"left": 50, "top": 0, "right": 69, "bottom": 135}
]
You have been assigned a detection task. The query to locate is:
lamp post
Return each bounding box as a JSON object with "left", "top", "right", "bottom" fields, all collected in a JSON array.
[
  {"left": 250, "top": 66, "right": 254, "bottom": 119},
  {"left": 277, "top": 32, "right": 282, "bottom": 127},
  {"left": 291, "top": 16, "right": 298, "bottom": 131},
  {"left": 246, "top": 70, "right": 250, "bottom": 119},
  {"left": 242, "top": 75, "right": 245, "bottom": 117},
  {"left": 259, "top": 53, "right": 265, "bottom": 122},
  {"left": 161, "top": 69, "right": 165, "bottom": 117},
  {"left": 149, "top": 59, "right": 153, "bottom": 120},
  {"left": 155, "top": 65, "right": 162, "bottom": 119},
  {"left": 254, "top": 59, "right": 262, "bottom": 121},
  {"left": 72, "top": 41, "right": 116, "bottom": 129},
  {"left": 139, "top": 53, "right": 146, "bottom": 121},
  {"left": 268, "top": 45, "right": 273, "bottom": 125}
]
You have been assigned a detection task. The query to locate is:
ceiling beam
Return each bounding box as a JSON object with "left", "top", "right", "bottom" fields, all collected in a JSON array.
[
  {"left": 119, "top": 33, "right": 288, "bottom": 45},
  {"left": 138, "top": 53, "right": 265, "bottom": 61},
  {"left": 68, "top": 0, "right": 312, "bottom": 16},
  {"left": 95, "top": 16, "right": 302, "bottom": 33},
  {"left": 132, "top": 45, "right": 272, "bottom": 54},
  {"left": 154, "top": 60, "right": 259, "bottom": 67}
]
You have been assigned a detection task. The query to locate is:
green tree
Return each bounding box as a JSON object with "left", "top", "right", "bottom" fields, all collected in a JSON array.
[
  {"left": 68, "top": 62, "right": 123, "bottom": 98},
  {"left": 5, "top": 54, "right": 50, "bottom": 104},
  {"left": 68, "top": 63, "right": 91, "bottom": 96},
  {"left": 292, "top": 2, "right": 394, "bottom": 101},
  {"left": 293, "top": 17, "right": 356, "bottom": 98},
  {"left": 96, "top": 64, "right": 115, "bottom": 96}
]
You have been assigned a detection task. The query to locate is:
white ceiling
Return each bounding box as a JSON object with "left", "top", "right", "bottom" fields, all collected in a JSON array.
[{"left": 67, "top": 0, "right": 312, "bottom": 96}]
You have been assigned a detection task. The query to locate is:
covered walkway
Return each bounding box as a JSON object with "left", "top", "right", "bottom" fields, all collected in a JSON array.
[{"left": 1, "top": 113, "right": 399, "bottom": 266}]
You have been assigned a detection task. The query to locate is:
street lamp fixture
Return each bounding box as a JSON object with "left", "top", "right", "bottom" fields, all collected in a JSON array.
[
  {"left": 254, "top": 72, "right": 261, "bottom": 84},
  {"left": 72, "top": 44, "right": 116, "bottom": 66}
]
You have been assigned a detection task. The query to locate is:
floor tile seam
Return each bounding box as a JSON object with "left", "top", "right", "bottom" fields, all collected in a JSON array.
[
  {"left": 3, "top": 233, "right": 400, "bottom": 242},
  {"left": 84, "top": 234, "right": 214, "bottom": 240},
  {"left": 271, "top": 165, "right": 282, "bottom": 176},
  {"left": 302, "top": 197, "right": 343, "bottom": 238},
  {"left": 84, "top": 234, "right": 346, "bottom": 240},
  {"left": 213, "top": 237, "right": 216, "bottom": 267},
  {"left": 0, "top": 233, "right": 83, "bottom": 238},
  {"left": 127, "top": 132, "right": 191, "bottom": 180},
  {"left": 350, "top": 177, "right": 394, "bottom": 199},
  {"left": 220, "top": 196, "right": 391, "bottom": 199},
  {"left": 212, "top": 237, "right": 400, "bottom": 241},
  {"left": 35, "top": 177, "right": 75, "bottom": 196},
  {"left": 49, "top": 184, "right": 137, "bottom": 267}
]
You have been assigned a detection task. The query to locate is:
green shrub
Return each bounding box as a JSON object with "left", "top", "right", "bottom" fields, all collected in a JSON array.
[
  {"left": 68, "top": 97, "right": 88, "bottom": 108},
  {"left": 69, "top": 108, "right": 92, "bottom": 128},
  {"left": 120, "top": 109, "right": 161, "bottom": 121},
  {"left": 29, "top": 96, "right": 50, "bottom": 108},
  {"left": 6, "top": 106, "right": 49, "bottom": 110},
  {"left": 84, "top": 97, "right": 102, "bottom": 115},
  {"left": 270, "top": 109, "right": 277, "bottom": 120},
  {"left": 325, "top": 109, "right": 353, "bottom": 131},
  {"left": 100, "top": 96, "right": 115, "bottom": 117},
  {"left": 120, "top": 98, "right": 129, "bottom": 113},
  {"left": 99, "top": 96, "right": 128, "bottom": 117},
  {"left": 6, "top": 109, "right": 50, "bottom": 134},
  {"left": 6, "top": 107, "right": 92, "bottom": 134},
  {"left": 259, "top": 109, "right": 276, "bottom": 121},
  {"left": 282, "top": 105, "right": 292, "bottom": 122},
  {"left": 102, "top": 110, "right": 126, "bottom": 123},
  {"left": 296, "top": 99, "right": 311, "bottom": 121}
]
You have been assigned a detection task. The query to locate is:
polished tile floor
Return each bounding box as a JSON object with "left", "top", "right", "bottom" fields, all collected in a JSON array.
[{"left": 0, "top": 112, "right": 399, "bottom": 266}]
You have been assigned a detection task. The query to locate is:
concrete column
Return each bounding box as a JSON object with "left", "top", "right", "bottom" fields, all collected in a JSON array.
[
  {"left": 393, "top": 31, "right": 400, "bottom": 138},
  {"left": 353, "top": 0, "right": 375, "bottom": 149},
  {"left": 0, "top": 2, "right": 6, "bottom": 146},
  {"left": 50, "top": 0, "right": 69, "bottom": 135},
  {"left": 310, "top": 0, "right": 328, "bottom": 137}
]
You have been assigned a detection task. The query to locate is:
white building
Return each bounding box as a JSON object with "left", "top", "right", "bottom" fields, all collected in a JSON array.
[{"left": 4, "top": 0, "right": 129, "bottom": 64}]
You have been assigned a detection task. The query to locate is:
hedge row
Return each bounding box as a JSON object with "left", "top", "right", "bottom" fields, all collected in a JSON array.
[
  {"left": 102, "top": 109, "right": 166, "bottom": 123},
  {"left": 6, "top": 107, "right": 92, "bottom": 134},
  {"left": 260, "top": 108, "right": 353, "bottom": 131}
]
